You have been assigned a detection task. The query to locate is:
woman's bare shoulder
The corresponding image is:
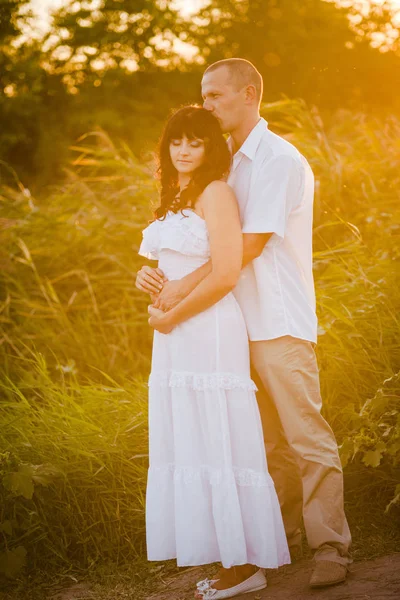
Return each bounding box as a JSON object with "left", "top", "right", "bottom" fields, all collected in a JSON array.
[
  {"left": 201, "top": 179, "right": 235, "bottom": 201},
  {"left": 197, "top": 180, "right": 238, "bottom": 222}
]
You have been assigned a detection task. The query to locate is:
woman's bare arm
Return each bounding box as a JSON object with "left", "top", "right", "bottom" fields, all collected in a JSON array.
[
  {"left": 150, "top": 181, "right": 243, "bottom": 328},
  {"left": 147, "top": 231, "right": 271, "bottom": 311}
]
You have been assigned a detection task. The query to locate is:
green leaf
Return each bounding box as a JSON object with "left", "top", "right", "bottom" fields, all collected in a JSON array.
[
  {"left": 3, "top": 464, "right": 35, "bottom": 499},
  {"left": 362, "top": 449, "right": 383, "bottom": 468},
  {"left": 31, "top": 463, "right": 63, "bottom": 487},
  {"left": 0, "top": 520, "right": 13, "bottom": 535},
  {"left": 0, "top": 546, "right": 27, "bottom": 578},
  {"left": 387, "top": 440, "right": 400, "bottom": 457}
]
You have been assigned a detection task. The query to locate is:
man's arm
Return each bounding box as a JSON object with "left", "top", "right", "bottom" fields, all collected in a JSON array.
[
  {"left": 242, "top": 232, "right": 273, "bottom": 267},
  {"left": 138, "top": 232, "right": 271, "bottom": 311}
]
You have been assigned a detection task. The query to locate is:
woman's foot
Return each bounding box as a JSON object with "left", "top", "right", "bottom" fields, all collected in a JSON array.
[{"left": 194, "top": 564, "right": 260, "bottom": 598}]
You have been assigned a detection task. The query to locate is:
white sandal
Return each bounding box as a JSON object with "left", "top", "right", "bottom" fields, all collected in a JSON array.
[{"left": 195, "top": 569, "right": 267, "bottom": 599}]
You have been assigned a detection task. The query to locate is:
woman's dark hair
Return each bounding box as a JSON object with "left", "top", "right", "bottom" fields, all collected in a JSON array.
[{"left": 154, "top": 105, "right": 231, "bottom": 219}]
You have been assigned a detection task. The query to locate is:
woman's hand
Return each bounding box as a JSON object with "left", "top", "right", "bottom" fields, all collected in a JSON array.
[
  {"left": 148, "top": 305, "right": 175, "bottom": 334},
  {"left": 136, "top": 265, "right": 166, "bottom": 295},
  {"left": 152, "top": 279, "right": 187, "bottom": 312}
]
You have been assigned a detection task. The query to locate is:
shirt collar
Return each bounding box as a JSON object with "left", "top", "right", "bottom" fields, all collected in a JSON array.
[{"left": 228, "top": 117, "right": 268, "bottom": 161}]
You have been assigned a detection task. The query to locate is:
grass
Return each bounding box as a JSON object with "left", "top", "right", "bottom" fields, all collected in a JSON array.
[{"left": 0, "top": 100, "right": 399, "bottom": 590}]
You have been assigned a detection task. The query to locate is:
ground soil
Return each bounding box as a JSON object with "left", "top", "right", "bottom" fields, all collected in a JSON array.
[
  {"left": 144, "top": 554, "right": 400, "bottom": 600},
  {"left": 2, "top": 553, "right": 399, "bottom": 600}
]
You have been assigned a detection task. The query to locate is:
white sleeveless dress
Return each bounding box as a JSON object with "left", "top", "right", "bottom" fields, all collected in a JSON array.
[{"left": 139, "top": 209, "right": 290, "bottom": 569}]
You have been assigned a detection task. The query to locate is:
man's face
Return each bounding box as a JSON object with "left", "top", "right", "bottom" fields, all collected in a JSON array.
[{"left": 201, "top": 67, "right": 246, "bottom": 134}]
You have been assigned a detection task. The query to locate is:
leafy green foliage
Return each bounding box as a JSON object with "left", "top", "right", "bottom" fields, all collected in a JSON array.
[
  {"left": 1, "top": 1, "right": 400, "bottom": 184},
  {"left": 3, "top": 464, "right": 35, "bottom": 500},
  {"left": 0, "top": 365, "right": 150, "bottom": 578},
  {"left": 49, "top": 0, "right": 181, "bottom": 81},
  {"left": 0, "top": 134, "right": 156, "bottom": 377},
  {"left": 0, "top": 0, "right": 29, "bottom": 41},
  {"left": 339, "top": 371, "right": 400, "bottom": 508},
  {"left": 0, "top": 546, "right": 27, "bottom": 579},
  {"left": 187, "top": 0, "right": 400, "bottom": 109}
]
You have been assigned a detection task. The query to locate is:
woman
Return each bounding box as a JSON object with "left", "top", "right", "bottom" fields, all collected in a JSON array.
[{"left": 138, "top": 105, "right": 290, "bottom": 599}]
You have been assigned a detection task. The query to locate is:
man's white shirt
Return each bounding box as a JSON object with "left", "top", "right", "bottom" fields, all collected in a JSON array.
[{"left": 227, "top": 117, "right": 318, "bottom": 344}]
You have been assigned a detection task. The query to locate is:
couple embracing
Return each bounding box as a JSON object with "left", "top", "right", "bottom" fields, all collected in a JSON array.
[{"left": 135, "top": 58, "right": 351, "bottom": 599}]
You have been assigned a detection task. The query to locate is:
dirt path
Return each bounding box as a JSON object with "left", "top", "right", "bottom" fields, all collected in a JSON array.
[{"left": 146, "top": 554, "right": 400, "bottom": 600}]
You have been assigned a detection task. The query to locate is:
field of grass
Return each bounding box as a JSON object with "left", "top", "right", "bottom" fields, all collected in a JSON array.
[{"left": 0, "top": 101, "right": 399, "bottom": 592}]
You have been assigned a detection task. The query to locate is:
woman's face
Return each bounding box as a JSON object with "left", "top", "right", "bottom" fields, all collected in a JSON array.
[{"left": 169, "top": 134, "right": 206, "bottom": 175}]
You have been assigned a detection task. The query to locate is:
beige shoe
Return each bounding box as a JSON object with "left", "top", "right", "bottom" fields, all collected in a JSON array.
[{"left": 309, "top": 560, "right": 347, "bottom": 588}]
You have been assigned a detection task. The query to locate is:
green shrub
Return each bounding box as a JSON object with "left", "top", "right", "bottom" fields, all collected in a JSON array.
[{"left": 0, "top": 354, "right": 149, "bottom": 577}]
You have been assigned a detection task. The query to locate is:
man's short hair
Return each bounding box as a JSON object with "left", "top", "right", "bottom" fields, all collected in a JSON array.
[{"left": 204, "top": 58, "right": 263, "bottom": 103}]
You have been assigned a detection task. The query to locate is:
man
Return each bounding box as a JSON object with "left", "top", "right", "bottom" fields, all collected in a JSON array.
[{"left": 136, "top": 58, "right": 352, "bottom": 589}]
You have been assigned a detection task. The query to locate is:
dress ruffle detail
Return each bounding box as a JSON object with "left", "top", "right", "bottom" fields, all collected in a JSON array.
[
  {"left": 149, "top": 370, "right": 258, "bottom": 391},
  {"left": 139, "top": 211, "right": 210, "bottom": 261},
  {"left": 138, "top": 230, "right": 158, "bottom": 260},
  {"left": 149, "top": 464, "right": 275, "bottom": 487}
]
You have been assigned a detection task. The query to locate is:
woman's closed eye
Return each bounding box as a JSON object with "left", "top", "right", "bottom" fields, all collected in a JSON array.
[
  {"left": 171, "top": 139, "right": 204, "bottom": 148},
  {"left": 189, "top": 140, "right": 204, "bottom": 148}
]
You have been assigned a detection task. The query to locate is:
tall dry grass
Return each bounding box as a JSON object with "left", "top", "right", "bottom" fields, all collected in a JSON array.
[{"left": 0, "top": 102, "right": 399, "bottom": 578}]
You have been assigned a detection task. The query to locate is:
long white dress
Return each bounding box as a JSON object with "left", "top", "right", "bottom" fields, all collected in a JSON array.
[{"left": 139, "top": 208, "right": 290, "bottom": 569}]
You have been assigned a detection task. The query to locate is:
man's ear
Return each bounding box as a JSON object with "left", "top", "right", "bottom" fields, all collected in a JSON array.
[{"left": 244, "top": 84, "right": 257, "bottom": 104}]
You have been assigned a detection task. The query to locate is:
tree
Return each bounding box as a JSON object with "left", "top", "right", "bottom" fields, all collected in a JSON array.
[
  {"left": 185, "top": 0, "right": 400, "bottom": 110},
  {"left": 0, "top": 0, "right": 28, "bottom": 39},
  {"left": 343, "top": 0, "right": 400, "bottom": 55},
  {"left": 0, "top": 0, "right": 29, "bottom": 88},
  {"left": 48, "top": 0, "right": 182, "bottom": 85},
  {"left": 0, "top": 0, "right": 71, "bottom": 185}
]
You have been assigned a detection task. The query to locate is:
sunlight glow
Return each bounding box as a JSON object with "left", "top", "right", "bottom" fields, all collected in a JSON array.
[{"left": 24, "top": 0, "right": 400, "bottom": 56}]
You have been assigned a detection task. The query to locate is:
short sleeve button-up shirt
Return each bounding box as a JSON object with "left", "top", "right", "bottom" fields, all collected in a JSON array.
[{"left": 227, "top": 118, "right": 318, "bottom": 343}]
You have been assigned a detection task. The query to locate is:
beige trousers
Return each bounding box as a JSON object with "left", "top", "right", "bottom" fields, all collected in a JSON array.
[{"left": 250, "top": 335, "right": 352, "bottom": 566}]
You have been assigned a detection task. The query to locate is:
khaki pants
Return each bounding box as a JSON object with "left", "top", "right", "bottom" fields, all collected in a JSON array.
[{"left": 250, "top": 335, "right": 352, "bottom": 566}]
